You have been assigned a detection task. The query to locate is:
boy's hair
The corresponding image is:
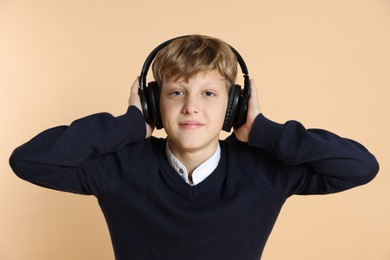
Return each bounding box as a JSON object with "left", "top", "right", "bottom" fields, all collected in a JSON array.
[{"left": 152, "top": 35, "right": 238, "bottom": 87}]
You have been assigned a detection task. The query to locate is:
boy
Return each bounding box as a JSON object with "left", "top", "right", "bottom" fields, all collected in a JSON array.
[{"left": 9, "top": 35, "right": 379, "bottom": 259}]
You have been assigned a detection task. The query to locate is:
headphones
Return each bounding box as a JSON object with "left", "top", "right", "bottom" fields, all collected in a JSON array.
[{"left": 139, "top": 35, "right": 250, "bottom": 132}]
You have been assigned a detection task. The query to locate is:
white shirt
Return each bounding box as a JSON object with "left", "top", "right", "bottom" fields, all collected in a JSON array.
[{"left": 165, "top": 143, "right": 221, "bottom": 186}]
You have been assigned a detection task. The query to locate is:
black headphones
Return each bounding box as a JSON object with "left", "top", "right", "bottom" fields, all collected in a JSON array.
[{"left": 139, "top": 35, "right": 250, "bottom": 132}]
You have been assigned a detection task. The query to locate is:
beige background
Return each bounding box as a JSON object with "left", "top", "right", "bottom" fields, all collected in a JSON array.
[{"left": 1, "top": 0, "right": 389, "bottom": 259}]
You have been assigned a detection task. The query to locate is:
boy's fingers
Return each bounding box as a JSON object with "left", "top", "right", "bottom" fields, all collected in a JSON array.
[
  {"left": 248, "top": 79, "right": 260, "bottom": 112},
  {"left": 128, "top": 77, "right": 142, "bottom": 109},
  {"left": 131, "top": 77, "right": 140, "bottom": 95}
]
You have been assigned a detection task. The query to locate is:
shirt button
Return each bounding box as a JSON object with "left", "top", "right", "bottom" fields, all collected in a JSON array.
[{"left": 179, "top": 169, "right": 184, "bottom": 174}]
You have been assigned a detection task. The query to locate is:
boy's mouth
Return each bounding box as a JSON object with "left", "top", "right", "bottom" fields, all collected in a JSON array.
[{"left": 178, "top": 120, "right": 204, "bottom": 129}]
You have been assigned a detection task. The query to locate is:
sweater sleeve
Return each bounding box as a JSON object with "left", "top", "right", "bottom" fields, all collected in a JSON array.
[
  {"left": 9, "top": 106, "right": 146, "bottom": 196},
  {"left": 248, "top": 114, "right": 379, "bottom": 196}
]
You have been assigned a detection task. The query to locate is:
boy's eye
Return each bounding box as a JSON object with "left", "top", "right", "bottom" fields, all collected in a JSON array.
[
  {"left": 170, "top": 90, "right": 184, "bottom": 96},
  {"left": 204, "top": 91, "right": 216, "bottom": 97}
]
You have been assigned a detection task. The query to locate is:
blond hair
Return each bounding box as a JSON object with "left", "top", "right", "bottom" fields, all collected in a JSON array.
[{"left": 152, "top": 35, "right": 237, "bottom": 87}]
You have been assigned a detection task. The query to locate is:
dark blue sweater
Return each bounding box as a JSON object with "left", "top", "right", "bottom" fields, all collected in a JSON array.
[{"left": 9, "top": 106, "right": 379, "bottom": 259}]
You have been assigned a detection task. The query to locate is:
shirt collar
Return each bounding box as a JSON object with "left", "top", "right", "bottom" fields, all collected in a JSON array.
[{"left": 165, "top": 142, "right": 221, "bottom": 186}]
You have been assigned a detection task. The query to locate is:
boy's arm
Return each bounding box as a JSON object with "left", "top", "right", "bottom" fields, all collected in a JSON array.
[
  {"left": 235, "top": 79, "right": 378, "bottom": 195},
  {"left": 9, "top": 106, "right": 146, "bottom": 196},
  {"left": 248, "top": 114, "right": 379, "bottom": 195},
  {"left": 9, "top": 78, "right": 148, "bottom": 196}
]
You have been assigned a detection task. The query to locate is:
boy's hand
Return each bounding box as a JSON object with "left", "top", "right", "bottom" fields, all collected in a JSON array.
[
  {"left": 128, "top": 77, "right": 154, "bottom": 138},
  {"left": 233, "top": 79, "right": 261, "bottom": 142}
]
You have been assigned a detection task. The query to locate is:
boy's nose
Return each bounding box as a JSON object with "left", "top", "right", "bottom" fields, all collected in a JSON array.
[{"left": 182, "top": 96, "right": 199, "bottom": 115}]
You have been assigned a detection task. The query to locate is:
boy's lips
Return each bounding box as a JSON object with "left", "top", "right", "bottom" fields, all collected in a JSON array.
[{"left": 178, "top": 120, "right": 205, "bottom": 128}]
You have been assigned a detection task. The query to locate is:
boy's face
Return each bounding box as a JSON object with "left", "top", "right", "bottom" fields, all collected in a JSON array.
[{"left": 160, "top": 70, "right": 229, "bottom": 156}]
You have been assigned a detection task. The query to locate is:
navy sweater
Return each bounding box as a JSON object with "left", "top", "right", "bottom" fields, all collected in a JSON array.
[{"left": 9, "top": 106, "right": 379, "bottom": 259}]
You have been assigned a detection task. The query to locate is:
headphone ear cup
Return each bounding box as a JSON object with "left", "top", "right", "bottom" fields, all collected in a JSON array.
[
  {"left": 139, "top": 81, "right": 152, "bottom": 125},
  {"left": 235, "top": 85, "right": 249, "bottom": 129},
  {"left": 147, "top": 81, "right": 163, "bottom": 129},
  {"left": 223, "top": 85, "right": 241, "bottom": 132}
]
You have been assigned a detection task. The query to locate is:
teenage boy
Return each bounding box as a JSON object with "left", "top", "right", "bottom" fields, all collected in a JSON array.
[{"left": 9, "top": 35, "right": 379, "bottom": 259}]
